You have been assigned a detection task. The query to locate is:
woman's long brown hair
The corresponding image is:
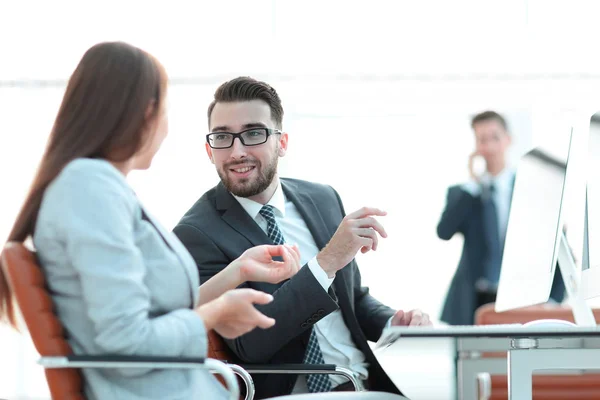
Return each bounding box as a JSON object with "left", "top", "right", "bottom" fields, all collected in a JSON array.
[{"left": 0, "top": 41, "right": 168, "bottom": 327}]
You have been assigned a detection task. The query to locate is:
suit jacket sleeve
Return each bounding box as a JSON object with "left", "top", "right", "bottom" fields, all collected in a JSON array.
[
  {"left": 437, "top": 185, "right": 477, "bottom": 240},
  {"left": 330, "top": 187, "right": 395, "bottom": 342},
  {"left": 47, "top": 165, "right": 207, "bottom": 376},
  {"left": 173, "top": 223, "right": 340, "bottom": 363}
]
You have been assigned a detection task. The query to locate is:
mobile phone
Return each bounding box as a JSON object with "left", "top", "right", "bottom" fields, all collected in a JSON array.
[{"left": 472, "top": 154, "right": 486, "bottom": 178}]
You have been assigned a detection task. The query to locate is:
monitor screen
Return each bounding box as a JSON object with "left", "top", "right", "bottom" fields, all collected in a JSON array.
[
  {"left": 495, "top": 129, "right": 572, "bottom": 312},
  {"left": 585, "top": 113, "right": 600, "bottom": 272},
  {"left": 581, "top": 111, "right": 600, "bottom": 300}
]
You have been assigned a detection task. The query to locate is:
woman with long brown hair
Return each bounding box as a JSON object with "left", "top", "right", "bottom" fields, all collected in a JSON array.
[{"left": 0, "top": 41, "right": 300, "bottom": 399}]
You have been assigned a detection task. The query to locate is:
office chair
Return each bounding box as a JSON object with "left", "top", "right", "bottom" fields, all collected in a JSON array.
[{"left": 0, "top": 242, "right": 240, "bottom": 400}]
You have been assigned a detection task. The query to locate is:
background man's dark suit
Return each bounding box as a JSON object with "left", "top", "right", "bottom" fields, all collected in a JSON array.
[
  {"left": 173, "top": 178, "right": 401, "bottom": 399},
  {"left": 437, "top": 184, "right": 566, "bottom": 326}
]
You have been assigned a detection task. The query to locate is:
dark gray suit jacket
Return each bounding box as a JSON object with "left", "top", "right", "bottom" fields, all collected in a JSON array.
[{"left": 173, "top": 178, "right": 401, "bottom": 399}]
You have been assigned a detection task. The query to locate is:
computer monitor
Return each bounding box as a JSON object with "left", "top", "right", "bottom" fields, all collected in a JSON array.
[
  {"left": 494, "top": 130, "right": 572, "bottom": 312},
  {"left": 581, "top": 112, "right": 600, "bottom": 299},
  {"left": 495, "top": 126, "right": 596, "bottom": 326}
]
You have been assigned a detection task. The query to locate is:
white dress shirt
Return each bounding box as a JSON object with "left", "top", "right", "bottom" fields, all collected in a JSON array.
[
  {"left": 462, "top": 167, "right": 515, "bottom": 243},
  {"left": 233, "top": 180, "right": 369, "bottom": 390}
]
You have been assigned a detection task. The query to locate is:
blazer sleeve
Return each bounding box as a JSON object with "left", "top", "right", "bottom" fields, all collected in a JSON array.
[
  {"left": 50, "top": 168, "right": 207, "bottom": 371},
  {"left": 330, "top": 187, "right": 395, "bottom": 342},
  {"left": 173, "top": 223, "right": 339, "bottom": 363},
  {"left": 436, "top": 185, "right": 477, "bottom": 240}
]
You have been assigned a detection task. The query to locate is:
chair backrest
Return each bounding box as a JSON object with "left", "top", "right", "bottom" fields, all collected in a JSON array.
[
  {"left": 475, "top": 303, "right": 600, "bottom": 358},
  {"left": 1, "top": 241, "right": 84, "bottom": 400},
  {"left": 207, "top": 330, "right": 240, "bottom": 363},
  {"left": 475, "top": 303, "right": 600, "bottom": 325}
]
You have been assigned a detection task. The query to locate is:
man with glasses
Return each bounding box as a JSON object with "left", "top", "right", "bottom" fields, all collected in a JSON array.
[{"left": 174, "top": 76, "right": 427, "bottom": 399}]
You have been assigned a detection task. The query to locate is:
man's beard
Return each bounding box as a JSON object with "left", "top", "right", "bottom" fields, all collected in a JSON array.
[{"left": 218, "top": 155, "right": 278, "bottom": 198}]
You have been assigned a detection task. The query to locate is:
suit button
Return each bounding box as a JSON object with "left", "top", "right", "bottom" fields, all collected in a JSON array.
[
  {"left": 306, "top": 317, "right": 314, "bottom": 324},
  {"left": 317, "top": 309, "right": 325, "bottom": 316},
  {"left": 312, "top": 313, "right": 319, "bottom": 320},
  {"left": 301, "top": 322, "right": 308, "bottom": 328}
]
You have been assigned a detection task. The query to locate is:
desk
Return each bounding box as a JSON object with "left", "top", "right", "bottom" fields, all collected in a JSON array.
[{"left": 375, "top": 325, "right": 600, "bottom": 400}]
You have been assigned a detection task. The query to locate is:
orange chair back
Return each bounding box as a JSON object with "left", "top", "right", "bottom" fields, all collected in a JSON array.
[
  {"left": 1, "top": 241, "right": 84, "bottom": 400},
  {"left": 474, "top": 303, "right": 600, "bottom": 325},
  {"left": 207, "top": 330, "right": 240, "bottom": 363}
]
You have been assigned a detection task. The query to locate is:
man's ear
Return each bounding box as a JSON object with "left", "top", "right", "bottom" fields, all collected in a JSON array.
[
  {"left": 504, "top": 132, "right": 512, "bottom": 149},
  {"left": 205, "top": 143, "right": 215, "bottom": 164},
  {"left": 278, "top": 132, "right": 289, "bottom": 157}
]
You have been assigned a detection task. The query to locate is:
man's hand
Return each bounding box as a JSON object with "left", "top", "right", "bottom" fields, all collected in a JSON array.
[
  {"left": 468, "top": 150, "right": 484, "bottom": 182},
  {"left": 236, "top": 244, "right": 301, "bottom": 284},
  {"left": 196, "top": 289, "right": 276, "bottom": 339},
  {"left": 391, "top": 309, "right": 432, "bottom": 327},
  {"left": 317, "top": 207, "right": 387, "bottom": 276}
]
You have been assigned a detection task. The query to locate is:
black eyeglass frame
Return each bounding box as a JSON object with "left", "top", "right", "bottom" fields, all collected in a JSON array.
[{"left": 206, "top": 128, "right": 282, "bottom": 149}]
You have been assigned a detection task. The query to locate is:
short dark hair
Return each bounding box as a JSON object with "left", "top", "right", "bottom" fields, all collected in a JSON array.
[
  {"left": 207, "top": 76, "right": 284, "bottom": 128},
  {"left": 471, "top": 110, "right": 508, "bottom": 132}
]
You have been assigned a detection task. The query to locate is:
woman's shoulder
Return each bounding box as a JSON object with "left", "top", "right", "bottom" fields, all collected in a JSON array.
[
  {"left": 40, "top": 158, "right": 138, "bottom": 224},
  {"left": 59, "top": 158, "right": 127, "bottom": 185},
  {"left": 49, "top": 158, "right": 132, "bottom": 196}
]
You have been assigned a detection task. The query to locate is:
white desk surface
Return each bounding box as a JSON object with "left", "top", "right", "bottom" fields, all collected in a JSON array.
[{"left": 376, "top": 324, "right": 600, "bottom": 349}]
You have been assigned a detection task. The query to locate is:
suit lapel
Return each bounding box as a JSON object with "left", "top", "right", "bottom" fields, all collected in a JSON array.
[
  {"left": 216, "top": 183, "right": 272, "bottom": 247},
  {"left": 281, "top": 180, "right": 332, "bottom": 250},
  {"left": 281, "top": 179, "right": 356, "bottom": 314},
  {"left": 216, "top": 179, "right": 357, "bottom": 316}
]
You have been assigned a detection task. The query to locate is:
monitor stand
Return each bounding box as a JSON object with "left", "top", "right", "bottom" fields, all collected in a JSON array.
[{"left": 556, "top": 231, "right": 597, "bottom": 327}]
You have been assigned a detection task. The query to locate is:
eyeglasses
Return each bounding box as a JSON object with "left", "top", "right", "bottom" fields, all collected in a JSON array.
[{"left": 206, "top": 128, "right": 282, "bottom": 149}]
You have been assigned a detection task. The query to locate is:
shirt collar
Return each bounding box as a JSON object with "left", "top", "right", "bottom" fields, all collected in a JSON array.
[
  {"left": 232, "top": 179, "right": 286, "bottom": 220},
  {"left": 480, "top": 167, "right": 514, "bottom": 192}
]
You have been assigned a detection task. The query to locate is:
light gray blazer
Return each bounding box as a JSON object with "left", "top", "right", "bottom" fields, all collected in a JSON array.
[{"left": 33, "top": 158, "right": 227, "bottom": 400}]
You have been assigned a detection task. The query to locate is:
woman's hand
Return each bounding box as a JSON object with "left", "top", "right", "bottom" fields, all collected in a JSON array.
[
  {"left": 236, "top": 244, "right": 301, "bottom": 284},
  {"left": 196, "top": 288, "right": 275, "bottom": 339}
]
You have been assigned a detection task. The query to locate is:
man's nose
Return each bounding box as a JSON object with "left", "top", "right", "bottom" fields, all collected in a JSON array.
[
  {"left": 479, "top": 141, "right": 493, "bottom": 153},
  {"left": 229, "top": 136, "right": 247, "bottom": 159}
]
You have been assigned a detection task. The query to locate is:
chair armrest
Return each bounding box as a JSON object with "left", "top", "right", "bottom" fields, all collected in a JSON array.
[
  {"left": 38, "top": 356, "right": 239, "bottom": 400},
  {"left": 41, "top": 354, "right": 207, "bottom": 366},
  {"left": 227, "top": 364, "right": 255, "bottom": 400},
  {"left": 240, "top": 363, "right": 365, "bottom": 391}
]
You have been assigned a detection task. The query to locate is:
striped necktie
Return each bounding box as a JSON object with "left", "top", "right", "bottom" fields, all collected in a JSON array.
[{"left": 258, "top": 205, "right": 332, "bottom": 392}]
